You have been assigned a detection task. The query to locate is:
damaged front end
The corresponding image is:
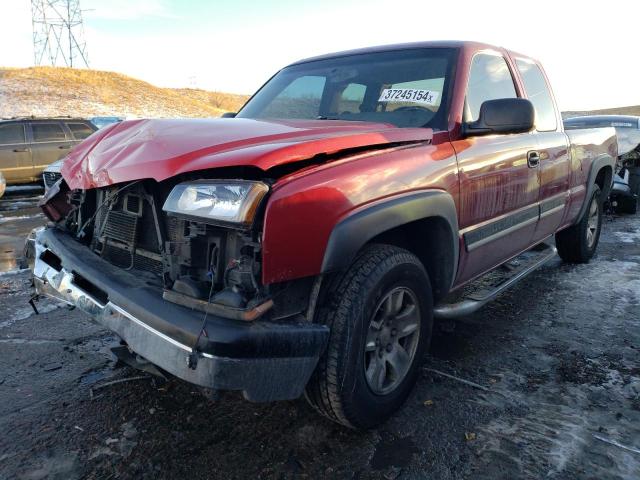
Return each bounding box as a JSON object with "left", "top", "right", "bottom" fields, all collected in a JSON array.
[{"left": 31, "top": 175, "right": 328, "bottom": 401}]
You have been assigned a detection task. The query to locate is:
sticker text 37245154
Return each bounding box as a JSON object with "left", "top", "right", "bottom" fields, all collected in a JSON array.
[{"left": 378, "top": 89, "right": 440, "bottom": 106}]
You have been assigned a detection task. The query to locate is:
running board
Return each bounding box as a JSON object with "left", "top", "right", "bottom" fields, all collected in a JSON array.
[{"left": 433, "top": 243, "right": 558, "bottom": 319}]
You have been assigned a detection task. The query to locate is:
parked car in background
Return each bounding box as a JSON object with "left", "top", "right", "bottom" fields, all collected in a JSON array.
[
  {"left": 90, "top": 116, "right": 124, "bottom": 130},
  {"left": 33, "top": 41, "right": 616, "bottom": 429},
  {"left": 0, "top": 171, "right": 5, "bottom": 199},
  {"left": 0, "top": 117, "right": 97, "bottom": 186},
  {"left": 42, "top": 159, "right": 64, "bottom": 191},
  {"left": 44, "top": 118, "right": 116, "bottom": 191},
  {"left": 564, "top": 115, "right": 640, "bottom": 213}
]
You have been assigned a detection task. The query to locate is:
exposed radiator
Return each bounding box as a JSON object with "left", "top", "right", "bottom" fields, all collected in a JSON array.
[{"left": 93, "top": 188, "right": 164, "bottom": 278}]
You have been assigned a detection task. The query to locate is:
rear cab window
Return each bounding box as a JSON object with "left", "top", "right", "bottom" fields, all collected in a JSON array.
[
  {"left": 31, "top": 122, "right": 67, "bottom": 142},
  {"left": 465, "top": 52, "right": 518, "bottom": 122},
  {"left": 0, "top": 123, "right": 26, "bottom": 145},
  {"left": 515, "top": 59, "right": 557, "bottom": 131},
  {"left": 66, "top": 122, "right": 96, "bottom": 140},
  {"left": 335, "top": 83, "right": 366, "bottom": 114}
]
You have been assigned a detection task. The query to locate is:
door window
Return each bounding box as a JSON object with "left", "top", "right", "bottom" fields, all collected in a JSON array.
[
  {"left": 32, "top": 123, "right": 67, "bottom": 142},
  {"left": 0, "top": 124, "right": 26, "bottom": 145},
  {"left": 515, "top": 59, "right": 557, "bottom": 132},
  {"left": 66, "top": 122, "right": 95, "bottom": 140},
  {"left": 465, "top": 53, "right": 517, "bottom": 122}
]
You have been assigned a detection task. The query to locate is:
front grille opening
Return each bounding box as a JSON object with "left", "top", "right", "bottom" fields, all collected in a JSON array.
[
  {"left": 92, "top": 184, "right": 165, "bottom": 279},
  {"left": 40, "top": 249, "right": 62, "bottom": 271},
  {"left": 103, "top": 210, "right": 139, "bottom": 244},
  {"left": 72, "top": 271, "right": 108, "bottom": 305}
]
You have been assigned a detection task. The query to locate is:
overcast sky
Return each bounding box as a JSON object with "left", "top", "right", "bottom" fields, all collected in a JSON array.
[{"left": 1, "top": 0, "right": 638, "bottom": 111}]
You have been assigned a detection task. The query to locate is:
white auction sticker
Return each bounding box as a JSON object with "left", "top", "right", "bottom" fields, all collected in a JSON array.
[{"left": 378, "top": 88, "right": 440, "bottom": 105}]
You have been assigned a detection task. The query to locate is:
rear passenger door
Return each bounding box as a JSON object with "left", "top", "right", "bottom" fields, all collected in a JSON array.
[
  {"left": 452, "top": 52, "right": 541, "bottom": 284},
  {"left": 28, "top": 121, "right": 74, "bottom": 176},
  {"left": 0, "top": 122, "right": 32, "bottom": 183},
  {"left": 514, "top": 58, "right": 570, "bottom": 242}
]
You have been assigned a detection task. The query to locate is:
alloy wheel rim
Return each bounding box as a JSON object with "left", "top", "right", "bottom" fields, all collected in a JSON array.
[
  {"left": 586, "top": 197, "right": 599, "bottom": 248},
  {"left": 364, "top": 286, "right": 420, "bottom": 395}
]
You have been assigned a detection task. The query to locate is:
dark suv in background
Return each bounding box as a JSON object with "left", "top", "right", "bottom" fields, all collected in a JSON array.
[{"left": 0, "top": 117, "right": 97, "bottom": 186}]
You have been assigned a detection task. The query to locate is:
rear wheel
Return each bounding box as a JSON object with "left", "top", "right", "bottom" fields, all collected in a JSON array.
[
  {"left": 305, "top": 244, "right": 433, "bottom": 429},
  {"left": 555, "top": 185, "right": 602, "bottom": 263}
]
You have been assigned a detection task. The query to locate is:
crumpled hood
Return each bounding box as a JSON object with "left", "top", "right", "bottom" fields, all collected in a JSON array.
[{"left": 61, "top": 118, "right": 433, "bottom": 189}]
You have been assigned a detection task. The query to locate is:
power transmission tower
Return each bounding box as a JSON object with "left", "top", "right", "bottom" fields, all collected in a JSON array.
[{"left": 31, "top": 0, "right": 90, "bottom": 68}]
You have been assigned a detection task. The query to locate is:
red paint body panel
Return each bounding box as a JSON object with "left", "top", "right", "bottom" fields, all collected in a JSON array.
[
  {"left": 531, "top": 132, "right": 570, "bottom": 242},
  {"left": 262, "top": 138, "right": 457, "bottom": 284},
  {"left": 61, "top": 118, "right": 432, "bottom": 190},
  {"left": 452, "top": 132, "right": 540, "bottom": 285},
  {"left": 563, "top": 128, "right": 619, "bottom": 224}
]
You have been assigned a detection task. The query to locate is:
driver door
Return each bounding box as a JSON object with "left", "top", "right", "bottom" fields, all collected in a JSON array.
[{"left": 452, "top": 52, "right": 541, "bottom": 284}]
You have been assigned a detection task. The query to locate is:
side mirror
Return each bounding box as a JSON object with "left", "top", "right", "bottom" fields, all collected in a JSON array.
[
  {"left": 464, "top": 98, "right": 534, "bottom": 136},
  {"left": 221, "top": 112, "right": 237, "bottom": 118}
]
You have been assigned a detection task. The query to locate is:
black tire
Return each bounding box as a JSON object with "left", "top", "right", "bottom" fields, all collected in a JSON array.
[
  {"left": 616, "top": 195, "right": 638, "bottom": 214},
  {"left": 305, "top": 244, "right": 433, "bottom": 429},
  {"left": 555, "top": 185, "right": 603, "bottom": 263}
]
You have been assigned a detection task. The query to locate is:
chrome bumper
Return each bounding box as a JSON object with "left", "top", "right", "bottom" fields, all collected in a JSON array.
[{"left": 32, "top": 229, "right": 328, "bottom": 401}]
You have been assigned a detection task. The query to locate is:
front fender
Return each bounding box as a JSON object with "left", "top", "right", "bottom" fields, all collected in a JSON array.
[
  {"left": 321, "top": 190, "right": 459, "bottom": 281},
  {"left": 260, "top": 140, "right": 459, "bottom": 285}
]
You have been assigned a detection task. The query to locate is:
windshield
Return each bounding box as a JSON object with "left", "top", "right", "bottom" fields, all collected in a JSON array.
[{"left": 237, "top": 48, "right": 457, "bottom": 130}]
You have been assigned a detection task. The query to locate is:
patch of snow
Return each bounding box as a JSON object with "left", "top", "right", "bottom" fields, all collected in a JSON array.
[
  {"left": 0, "top": 268, "right": 29, "bottom": 277},
  {"left": 0, "top": 200, "right": 41, "bottom": 210},
  {"left": 4, "top": 185, "right": 42, "bottom": 193},
  {"left": 0, "top": 301, "right": 66, "bottom": 328},
  {"left": 0, "top": 214, "right": 44, "bottom": 224},
  {"left": 614, "top": 229, "right": 640, "bottom": 244}
]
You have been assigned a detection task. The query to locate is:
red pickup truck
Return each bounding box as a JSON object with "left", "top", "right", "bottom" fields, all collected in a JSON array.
[{"left": 33, "top": 41, "right": 616, "bottom": 428}]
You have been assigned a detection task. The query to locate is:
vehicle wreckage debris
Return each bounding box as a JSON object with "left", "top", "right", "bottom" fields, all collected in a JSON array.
[
  {"left": 89, "top": 375, "right": 153, "bottom": 400},
  {"left": 593, "top": 434, "right": 640, "bottom": 455},
  {"left": 423, "top": 367, "right": 506, "bottom": 397},
  {"left": 28, "top": 294, "right": 40, "bottom": 315},
  {"left": 43, "top": 362, "right": 62, "bottom": 372}
]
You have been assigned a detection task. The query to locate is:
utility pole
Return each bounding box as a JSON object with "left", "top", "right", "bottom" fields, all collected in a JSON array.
[{"left": 31, "top": 0, "right": 90, "bottom": 68}]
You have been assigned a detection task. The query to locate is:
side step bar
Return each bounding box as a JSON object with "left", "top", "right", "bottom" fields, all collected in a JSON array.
[{"left": 433, "top": 243, "right": 558, "bottom": 319}]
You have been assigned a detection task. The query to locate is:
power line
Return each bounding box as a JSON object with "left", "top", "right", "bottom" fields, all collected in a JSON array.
[{"left": 31, "top": 0, "right": 90, "bottom": 68}]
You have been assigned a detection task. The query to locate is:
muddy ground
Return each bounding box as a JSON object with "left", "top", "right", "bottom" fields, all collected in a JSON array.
[{"left": 1, "top": 186, "right": 639, "bottom": 480}]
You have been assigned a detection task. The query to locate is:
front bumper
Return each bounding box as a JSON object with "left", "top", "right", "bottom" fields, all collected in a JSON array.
[{"left": 32, "top": 227, "right": 329, "bottom": 402}]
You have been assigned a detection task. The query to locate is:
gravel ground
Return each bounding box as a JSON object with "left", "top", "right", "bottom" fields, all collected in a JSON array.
[{"left": 0, "top": 188, "right": 639, "bottom": 480}]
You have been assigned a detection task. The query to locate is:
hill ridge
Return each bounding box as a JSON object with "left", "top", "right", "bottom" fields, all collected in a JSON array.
[{"left": 0, "top": 66, "right": 248, "bottom": 119}]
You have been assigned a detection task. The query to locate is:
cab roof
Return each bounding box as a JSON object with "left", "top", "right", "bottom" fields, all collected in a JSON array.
[{"left": 290, "top": 40, "right": 533, "bottom": 66}]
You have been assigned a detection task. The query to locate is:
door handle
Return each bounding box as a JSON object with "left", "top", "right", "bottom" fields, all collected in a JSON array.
[
  {"left": 58, "top": 145, "right": 71, "bottom": 150},
  {"left": 12, "top": 148, "right": 29, "bottom": 153},
  {"left": 527, "top": 151, "right": 540, "bottom": 168}
]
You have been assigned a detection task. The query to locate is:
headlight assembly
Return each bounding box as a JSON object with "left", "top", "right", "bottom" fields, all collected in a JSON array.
[{"left": 162, "top": 180, "right": 269, "bottom": 227}]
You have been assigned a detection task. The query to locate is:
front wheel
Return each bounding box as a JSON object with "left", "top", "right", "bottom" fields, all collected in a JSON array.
[
  {"left": 305, "top": 244, "right": 433, "bottom": 429},
  {"left": 555, "top": 185, "right": 603, "bottom": 263}
]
